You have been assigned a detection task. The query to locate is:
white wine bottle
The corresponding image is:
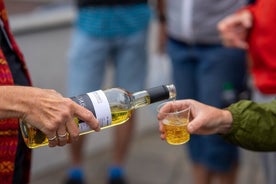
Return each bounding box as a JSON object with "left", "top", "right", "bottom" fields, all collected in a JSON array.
[{"left": 20, "top": 84, "right": 176, "bottom": 148}]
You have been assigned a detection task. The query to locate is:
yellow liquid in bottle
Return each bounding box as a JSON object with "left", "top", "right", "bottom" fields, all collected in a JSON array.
[{"left": 20, "top": 108, "right": 133, "bottom": 148}]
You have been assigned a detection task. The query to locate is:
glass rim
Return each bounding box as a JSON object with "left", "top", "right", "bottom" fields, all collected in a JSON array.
[{"left": 156, "top": 101, "right": 191, "bottom": 114}]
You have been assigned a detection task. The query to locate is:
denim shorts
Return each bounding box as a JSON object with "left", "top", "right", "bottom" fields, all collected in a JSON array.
[
  {"left": 67, "top": 29, "right": 148, "bottom": 96},
  {"left": 167, "top": 38, "right": 247, "bottom": 172}
]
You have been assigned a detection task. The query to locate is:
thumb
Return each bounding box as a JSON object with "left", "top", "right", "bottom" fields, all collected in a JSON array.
[
  {"left": 187, "top": 119, "right": 201, "bottom": 134},
  {"left": 187, "top": 116, "right": 204, "bottom": 134},
  {"left": 240, "top": 11, "right": 253, "bottom": 29},
  {"left": 187, "top": 123, "right": 195, "bottom": 134}
]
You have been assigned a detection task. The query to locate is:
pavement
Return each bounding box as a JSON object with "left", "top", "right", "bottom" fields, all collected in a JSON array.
[
  {"left": 5, "top": 1, "right": 267, "bottom": 184},
  {"left": 6, "top": 0, "right": 75, "bottom": 35}
]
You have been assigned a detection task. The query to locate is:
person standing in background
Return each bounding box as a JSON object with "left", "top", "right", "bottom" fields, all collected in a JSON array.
[
  {"left": 156, "top": 0, "right": 249, "bottom": 184},
  {"left": 218, "top": 0, "right": 276, "bottom": 183},
  {"left": 65, "top": 0, "right": 151, "bottom": 184}
]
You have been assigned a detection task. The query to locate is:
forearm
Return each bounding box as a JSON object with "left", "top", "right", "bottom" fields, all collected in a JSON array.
[
  {"left": 155, "top": 0, "right": 166, "bottom": 23},
  {"left": 0, "top": 86, "right": 50, "bottom": 120},
  {"left": 0, "top": 86, "right": 27, "bottom": 119},
  {"left": 223, "top": 100, "right": 276, "bottom": 151}
]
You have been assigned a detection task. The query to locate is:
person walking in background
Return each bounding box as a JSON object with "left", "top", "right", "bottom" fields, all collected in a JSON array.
[
  {"left": 218, "top": 1, "right": 276, "bottom": 183},
  {"left": 65, "top": 1, "right": 151, "bottom": 184},
  {"left": 155, "top": 0, "right": 249, "bottom": 184}
]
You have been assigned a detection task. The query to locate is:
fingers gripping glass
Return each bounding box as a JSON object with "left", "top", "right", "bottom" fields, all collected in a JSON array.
[{"left": 157, "top": 102, "right": 191, "bottom": 145}]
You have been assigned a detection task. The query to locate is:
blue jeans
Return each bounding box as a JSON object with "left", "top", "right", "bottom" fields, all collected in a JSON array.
[
  {"left": 167, "top": 38, "right": 247, "bottom": 172},
  {"left": 67, "top": 29, "right": 148, "bottom": 96}
]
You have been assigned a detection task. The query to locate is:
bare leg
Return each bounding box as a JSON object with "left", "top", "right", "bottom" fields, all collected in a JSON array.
[
  {"left": 69, "top": 136, "right": 85, "bottom": 167},
  {"left": 192, "top": 164, "right": 211, "bottom": 184},
  {"left": 111, "top": 113, "right": 136, "bottom": 166},
  {"left": 66, "top": 136, "right": 86, "bottom": 182},
  {"left": 214, "top": 162, "right": 238, "bottom": 184},
  {"left": 107, "top": 112, "right": 136, "bottom": 184},
  {"left": 192, "top": 162, "right": 238, "bottom": 184}
]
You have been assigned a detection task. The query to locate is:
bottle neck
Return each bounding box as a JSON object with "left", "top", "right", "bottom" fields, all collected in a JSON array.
[
  {"left": 132, "top": 84, "right": 176, "bottom": 109},
  {"left": 132, "top": 90, "right": 151, "bottom": 109},
  {"left": 147, "top": 84, "right": 176, "bottom": 103}
]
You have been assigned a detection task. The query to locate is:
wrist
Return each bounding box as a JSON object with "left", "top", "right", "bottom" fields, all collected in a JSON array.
[{"left": 218, "top": 109, "right": 233, "bottom": 134}]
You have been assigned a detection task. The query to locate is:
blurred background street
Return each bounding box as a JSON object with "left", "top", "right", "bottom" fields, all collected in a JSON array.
[{"left": 6, "top": 1, "right": 265, "bottom": 184}]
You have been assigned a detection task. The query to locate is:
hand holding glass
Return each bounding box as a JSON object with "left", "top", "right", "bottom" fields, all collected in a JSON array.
[{"left": 157, "top": 102, "right": 191, "bottom": 145}]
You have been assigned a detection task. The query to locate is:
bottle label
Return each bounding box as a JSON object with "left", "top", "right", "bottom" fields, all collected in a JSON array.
[{"left": 72, "top": 90, "right": 112, "bottom": 132}]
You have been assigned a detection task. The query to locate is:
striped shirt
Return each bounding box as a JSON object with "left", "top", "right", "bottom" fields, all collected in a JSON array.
[{"left": 76, "top": 3, "right": 151, "bottom": 37}]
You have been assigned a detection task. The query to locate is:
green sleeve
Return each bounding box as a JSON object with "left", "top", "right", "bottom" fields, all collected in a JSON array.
[{"left": 222, "top": 100, "right": 276, "bottom": 151}]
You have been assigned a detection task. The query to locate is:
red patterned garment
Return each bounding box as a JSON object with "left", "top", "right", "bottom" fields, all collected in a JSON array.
[{"left": 0, "top": 0, "right": 32, "bottom": 183}]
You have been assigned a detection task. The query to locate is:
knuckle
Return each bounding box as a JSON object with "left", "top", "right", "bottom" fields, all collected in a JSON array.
[
  {"left": 45, "top": 122, "right": 56, "bottom": 132},
  {"left": 59, "top": 111, "right": 69, "bottom": 121},
  {"left": 48, "top": 89, "right": 59, "bottom": 95},
  {"left": 64, "top": 98, "right": 73, "bottom": 105},
  {"left": 70, "top": 130, "right": 80, "bottom": 139}
]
